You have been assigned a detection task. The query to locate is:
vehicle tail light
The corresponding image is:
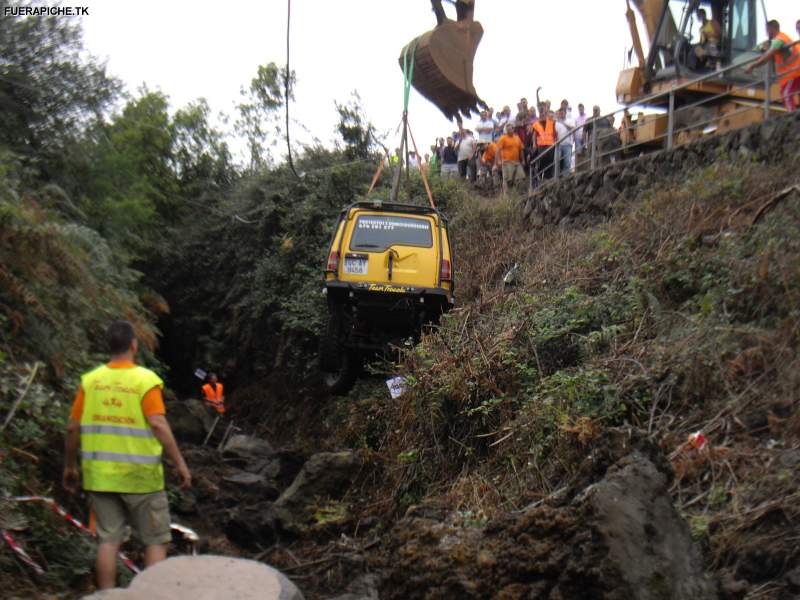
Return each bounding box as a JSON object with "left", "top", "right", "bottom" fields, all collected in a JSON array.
[
  {"left": 440, "top": 258, "right": 452, "bottom": 281},
  {"left": 326, "top": 251, "right": 340, "bottom": 272}
]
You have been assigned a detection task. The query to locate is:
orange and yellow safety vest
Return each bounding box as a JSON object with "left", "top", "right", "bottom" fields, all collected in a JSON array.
[
  {"left": 774, "top": 32, "right": 800, "bottom": 88},
  {"left": 80, "top": 365, "right": 164, "bottom": 493},
  {"left": 532, "top": 120, "right": 555, "bottom": 147},
  {"left": 202, "top": 382, "right": 225, "bottom": 414}
]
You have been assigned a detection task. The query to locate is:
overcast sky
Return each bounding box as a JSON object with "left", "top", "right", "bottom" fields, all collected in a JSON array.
[{"left": 79, "top": 0, "right": 798, "bottom": 161}]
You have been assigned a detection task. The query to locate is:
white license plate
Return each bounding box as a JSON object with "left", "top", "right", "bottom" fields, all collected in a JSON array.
[{"left": 344, "top": 257, "right": 368, "bottom": 275}]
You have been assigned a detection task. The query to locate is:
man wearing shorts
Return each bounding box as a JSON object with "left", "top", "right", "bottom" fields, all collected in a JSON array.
[
  {"left": 497, "top": 124, "right": 525, "bottom": 189},
  {"left": 63, "top": 320, "right": 191, "bottom": 589}
]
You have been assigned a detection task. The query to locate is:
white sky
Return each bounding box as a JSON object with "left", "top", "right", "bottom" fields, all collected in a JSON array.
[{"left": 79, "top": 0, "right": 798, "bottom": 161}]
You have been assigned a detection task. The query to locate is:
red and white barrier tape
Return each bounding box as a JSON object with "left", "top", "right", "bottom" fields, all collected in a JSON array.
[
  {"left": 1, "top": 529, "right": 45, "bottom": 575},
  {"left": 10, "top": 495, "right": 140, "bottom": 574},
  {"left": 2, "top": 496, "right": 199, "bottom": 575}
]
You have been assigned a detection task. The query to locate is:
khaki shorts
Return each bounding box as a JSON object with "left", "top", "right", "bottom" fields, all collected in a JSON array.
[
  {"left": 502, "top": 161, "right": 525, "bottom": 186},
  {"left": 90, "top": 490, "right": 171, "bottom": 546}
]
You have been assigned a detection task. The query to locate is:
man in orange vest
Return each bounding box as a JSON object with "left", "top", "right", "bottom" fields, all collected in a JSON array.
[
  {"left": 201, "top": 373, "right": 225, "bottom": 415},
  {"left": 746, "top": 20, "right": 800, "bottom": 111},
  {"left": 532, "top": 111, "right": 556, "bottom": 180}
]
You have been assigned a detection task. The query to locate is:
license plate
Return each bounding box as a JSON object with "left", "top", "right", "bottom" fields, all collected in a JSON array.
[{"left": 344, "top": 256, "right": 368, "bottom": 275}]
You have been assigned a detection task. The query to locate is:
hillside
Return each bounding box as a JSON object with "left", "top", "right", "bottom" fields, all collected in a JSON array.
[
  {"left": 265, "top": 115, "right": 800, "bottom": 599},
  {"left": 2, "top": 11, "right": 800, "bottom": 599}
]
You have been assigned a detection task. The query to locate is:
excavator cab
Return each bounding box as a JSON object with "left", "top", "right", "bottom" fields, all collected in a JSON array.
[
  {"left": 399, "top": 0, "right": 486, "bottom": 121},
  {"left": 618, "top": 0, "right": 771, "bottom": 104},
  {"left": 645, "top": 0, "right": 766, "bottom": 82}
]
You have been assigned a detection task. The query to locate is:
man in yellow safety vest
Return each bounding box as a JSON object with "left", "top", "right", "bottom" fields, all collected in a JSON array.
[{"left": 63, "top": 320, "right": 191, "bottom": 589}]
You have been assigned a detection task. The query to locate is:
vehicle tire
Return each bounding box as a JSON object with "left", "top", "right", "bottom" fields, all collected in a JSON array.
[{"left": 319, "top": 310, "right": 358, "bottom": 395}]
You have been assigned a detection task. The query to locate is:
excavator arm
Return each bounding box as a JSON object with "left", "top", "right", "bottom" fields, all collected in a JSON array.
[
  {"left": 400, "top": 0, "right": 485, "bottom": 121},
  {"left": 631, "top": 0, "right": 667, "bottom": 44},
  {"left": 430, "top": 0, "right": 475, "bottom": 26}
]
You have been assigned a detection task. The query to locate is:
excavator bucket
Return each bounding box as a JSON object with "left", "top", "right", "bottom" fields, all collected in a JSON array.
[{"left": 400, "top": 19, "right": 486, "bottom": 121}]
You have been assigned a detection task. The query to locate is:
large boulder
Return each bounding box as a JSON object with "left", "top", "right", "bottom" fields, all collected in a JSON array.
[
  {"left": 272, "top": 451, "right": 361, "bottom": 532},
  {"left": 223, "top": 452, "right": 361, "bottom": 547},
  {"left": 83, "top": 555, "right": 304, "bottom": 599},
  {"left": 585, "top": 452, "right": 716, "bottom": 599},
  {"left": 222, "top": 469, "right": 280, "bottom": 500},
  {"left": 222, "top": 434, "right": 274, "bottom": 460},
  {"left": 379, "top": 451, "right": 717, "bottom": 599},
  {"left": 167, "top": 399, "right": 212, "bottom": 444}
]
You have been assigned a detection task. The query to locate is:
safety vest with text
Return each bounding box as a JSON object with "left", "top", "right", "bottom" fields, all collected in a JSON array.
[
  {"left": 80, "top": 365, "right": 164, "bottom": 493},
  {"left": 775, "top": 32, "right": 800, "bottom": 88},
  {"left": 533, "top": 120, "right": 555, "bottom": 147},
  {"left": 202, "top": 383, "right": 225, "bottom": 414}
]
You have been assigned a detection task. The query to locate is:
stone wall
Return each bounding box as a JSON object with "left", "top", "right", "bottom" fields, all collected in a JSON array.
[{"left": 522, "top": 111, "right": 800, "bottom": 229}]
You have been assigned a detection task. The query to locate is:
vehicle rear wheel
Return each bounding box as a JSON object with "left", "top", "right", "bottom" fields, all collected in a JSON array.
[{"left": 319, "top": 310, "right": 358, "bottom": 395}]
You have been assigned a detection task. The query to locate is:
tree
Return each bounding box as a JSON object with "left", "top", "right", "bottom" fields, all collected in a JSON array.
[
  {"left": 0, "top": 3, "right": 120, "bottom": 185},
  {"left": 235, "top": 62, "right": 296, "bottom": 172},
  {"left": 335, "top": 91, "right": 382, "bottom": 161},
  {"left": 80, "top": 90, "right": 178, "bottom": 253},
  {"left": 172, "top": 99, "right": 235, "bottom": 195}
]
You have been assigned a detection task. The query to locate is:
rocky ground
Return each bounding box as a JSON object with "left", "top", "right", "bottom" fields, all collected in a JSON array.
[
  {"left": 164, "top": 405, "right": 731, "bottom": 600},
  {"left": 4, "top": 115, "right": 799, "bottom": 600}
]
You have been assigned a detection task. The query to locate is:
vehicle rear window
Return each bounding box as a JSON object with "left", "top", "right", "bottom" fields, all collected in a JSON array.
[{"left": 350, "top": 215, "right": 433, "bottom": 251}]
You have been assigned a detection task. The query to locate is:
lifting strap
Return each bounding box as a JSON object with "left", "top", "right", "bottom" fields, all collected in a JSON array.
[
  {"left": 402, "top": 43, "right": 417, "bottom": 114},
  {"left": 367, "top": 42, "right": 436, "bottom": 209},
  {"left": 406, "top": 118, "right": 436, "bottom": 209}
]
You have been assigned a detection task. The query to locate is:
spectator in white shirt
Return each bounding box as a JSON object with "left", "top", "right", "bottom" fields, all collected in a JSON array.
[
  {"left": 456, "top": 128, "right": 477, "bottom": 183},
  {"left": 574, "top": 103, "right": 588, "bottom": 154},
  {"left": 476, "top": 110, "right": 495, "bottom": 147},
  {"left": 496, "top": 106, "right": 512, "bottom": 140},
  {"left": 554, "top": 108, "right": 574, "bottom": 175}
]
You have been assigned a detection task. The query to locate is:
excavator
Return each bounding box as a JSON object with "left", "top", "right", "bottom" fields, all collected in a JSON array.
[
  {"left": 399, "top": 0, "right": 485, "bottom": 121},
  {"left": 400, "top": 0, "right": 785, "bottom": 143},
  {"left": 617, "top": 0, "right": 785, "bottom": 145}
]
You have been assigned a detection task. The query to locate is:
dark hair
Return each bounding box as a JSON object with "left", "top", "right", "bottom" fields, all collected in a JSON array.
[
  {"left": 767, "top": 19, "right": 779, "bottom": 29},
  {"left": 107, "top": 320, "right": 135, "bottom": 355}
]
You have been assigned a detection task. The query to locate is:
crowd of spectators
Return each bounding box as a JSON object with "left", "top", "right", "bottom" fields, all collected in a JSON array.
[
  {"left": 404, "top": 16, "right": 800, "bottom": 194},
  {"left": 414, "top": 93, "right": 611, "bottom": 192}
]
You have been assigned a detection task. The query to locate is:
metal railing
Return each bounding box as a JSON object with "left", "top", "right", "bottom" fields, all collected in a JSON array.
[{"left": 528, "top": 39, "right": 799, "bottom": 190}]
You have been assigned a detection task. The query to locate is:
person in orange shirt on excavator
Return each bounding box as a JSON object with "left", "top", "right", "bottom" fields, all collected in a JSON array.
[
  {"left": 746, "top": 20, "right": 800, "bottom": 112},
  {"left": 201, "top": 373, "right": 225, "bottom": 415}
]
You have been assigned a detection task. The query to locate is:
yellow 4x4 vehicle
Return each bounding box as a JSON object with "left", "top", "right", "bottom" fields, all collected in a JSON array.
[{"left": 321, "top": 201, "right": 455, "bottom": 393}]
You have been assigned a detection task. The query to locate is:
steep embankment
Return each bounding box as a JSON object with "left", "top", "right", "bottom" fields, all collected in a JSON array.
[
  {"left": 206, "top": 114, "right": 800, "bottom": 599},
  {"left": 0, "top": 197, "right": 166, "bottom": 598},
  {"left": 2, "top": 111, "right": 799, "bottom": 600}
]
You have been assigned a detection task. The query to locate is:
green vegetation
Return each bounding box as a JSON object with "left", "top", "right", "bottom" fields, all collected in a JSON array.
[
  {"left": 2, "top": 5, "right": 799, "bottom": 598},
  {"left": 336, "top": 158, "right": 800, "bottom": 594}
]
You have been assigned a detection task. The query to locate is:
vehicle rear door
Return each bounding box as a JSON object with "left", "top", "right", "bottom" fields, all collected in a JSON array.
[{"left": 342, "top": 211, "right": 440, "bottom": 289}]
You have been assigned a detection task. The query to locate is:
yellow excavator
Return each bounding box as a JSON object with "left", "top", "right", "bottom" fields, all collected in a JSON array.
[
  {"left": 399, "top": 0, "right": 486, "bottom": 121},
  {"left": 618, "top": 0, "right": 785, "bottom": 144},
  {"left": 400, "top": 0, "right": 785, "bottom": 140}
]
